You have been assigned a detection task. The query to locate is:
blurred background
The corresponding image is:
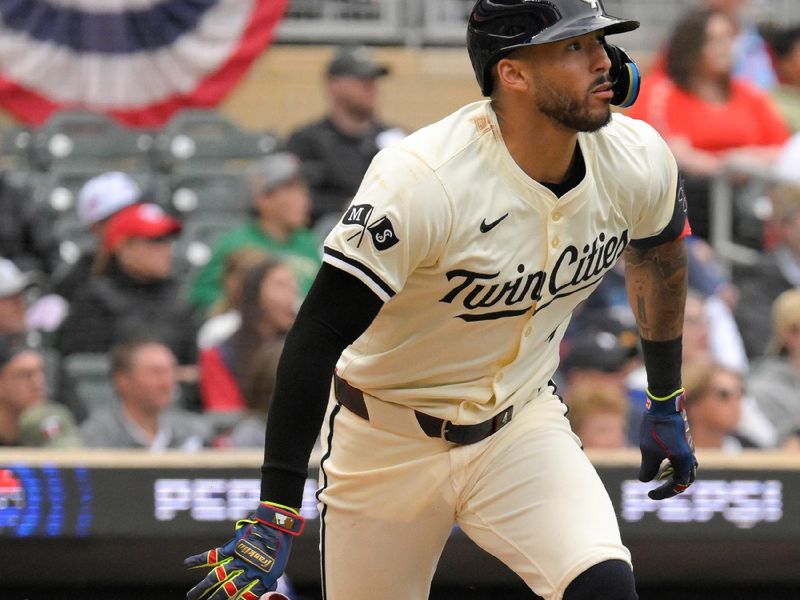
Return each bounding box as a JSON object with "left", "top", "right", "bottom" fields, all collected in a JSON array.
[{"left": 1, "top": 0, "right": 800, "bottom": 599}]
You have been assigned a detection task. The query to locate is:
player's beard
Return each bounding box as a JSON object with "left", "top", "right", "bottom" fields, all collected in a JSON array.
[{"left": 535, "top": 75, "right": 613, "bottom": 133}]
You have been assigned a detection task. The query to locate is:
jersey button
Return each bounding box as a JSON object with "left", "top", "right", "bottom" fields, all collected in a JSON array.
[
  {"left": 496, "top": 372, "right": 504, "bottom": 383},
  {"left": 551, "top": 236, "right": 560, "bottom": 248},
  {"left": 524, "top": 326, "right": 533, "bottom": 337},
  {"left": 552, "top": 211, "right": 562, "bottom": 222}
]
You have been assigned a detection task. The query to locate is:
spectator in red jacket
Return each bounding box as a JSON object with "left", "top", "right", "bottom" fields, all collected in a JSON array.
[{"left": 626, "top": 7, "right": 790, "bottom": 239}]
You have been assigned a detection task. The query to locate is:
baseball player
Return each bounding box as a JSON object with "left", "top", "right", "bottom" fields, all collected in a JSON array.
[{"left": 185, "top": 1, "right": 697, "bottom": 599}]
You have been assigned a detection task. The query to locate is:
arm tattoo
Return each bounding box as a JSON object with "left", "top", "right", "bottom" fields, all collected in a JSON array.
[{"left": 624, "top": 238, "right": 688, "bottom": 341}]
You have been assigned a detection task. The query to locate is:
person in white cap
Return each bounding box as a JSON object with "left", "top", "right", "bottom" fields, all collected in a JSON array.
[
  {"left": 49, "top": 171, "right": 141, "bottom": 303},
  {"left": 0, "top": 257, "right": 36, "bottom": 344}
]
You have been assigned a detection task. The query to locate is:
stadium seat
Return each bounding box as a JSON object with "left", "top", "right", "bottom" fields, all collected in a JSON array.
[
  {"left": 0, "top": 126, "right": 34, "bottom": 171},
  {"left": 52, "top": 213, "right": 94, "bottom": 266},
  {"left": 168, "top": 168, "right": 253, "bottom": 217},
  {"left": 61, "top": 352, "right": 115, "bottom": 416},
  {"left": 172, "top": 212, "right": 247, "bottom": 279},
  {"left": 31, "top": 110, "right": 155, "bottom": 171},
  {"left": 153, "top": 108, "right": 278, "bottom": 172}
]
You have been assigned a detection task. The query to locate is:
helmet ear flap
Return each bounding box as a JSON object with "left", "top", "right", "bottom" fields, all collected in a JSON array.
[{"left": 605, "top": 44, "right": 640, "bottom": 108}]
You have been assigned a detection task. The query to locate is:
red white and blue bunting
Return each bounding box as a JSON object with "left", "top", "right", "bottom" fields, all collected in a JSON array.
[{"left": 0, "top": 0, "right": 289, "bottom": 126}]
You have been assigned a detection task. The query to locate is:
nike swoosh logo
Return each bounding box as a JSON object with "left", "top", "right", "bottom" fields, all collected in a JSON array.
[{"left": 480, "top": 213, "right": 509, "bottom": 233}]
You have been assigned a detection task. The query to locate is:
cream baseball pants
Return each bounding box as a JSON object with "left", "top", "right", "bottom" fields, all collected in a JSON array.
[{"left": 317, "top": 390, "right": 631, "bottom": 600}]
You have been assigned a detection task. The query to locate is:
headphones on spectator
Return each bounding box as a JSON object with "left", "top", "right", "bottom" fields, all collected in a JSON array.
[{"left": 605, "top": 44, "right": 640, "bottom": 108}]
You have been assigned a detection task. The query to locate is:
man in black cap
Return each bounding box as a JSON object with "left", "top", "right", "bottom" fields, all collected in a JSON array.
[{"left": 286, "top": 45, "right": 405, "bottom": 229}]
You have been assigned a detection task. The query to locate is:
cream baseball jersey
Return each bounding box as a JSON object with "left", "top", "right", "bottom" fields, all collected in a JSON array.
[{"left": 323, "top": 99, "right": 679, "bottom": 424}]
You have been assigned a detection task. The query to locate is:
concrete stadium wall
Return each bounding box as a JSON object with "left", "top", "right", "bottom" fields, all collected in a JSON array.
[{"left": 218, "top": 44, "right": 482, "bottom": 138}]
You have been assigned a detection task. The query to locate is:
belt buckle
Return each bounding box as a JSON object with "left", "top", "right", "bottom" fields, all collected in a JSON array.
[
  {"left": 440, "top": 420, "right": 452, "bottom": 441},
  {"left": 441, "top": 420, "right": 471, "bottom": 444}
]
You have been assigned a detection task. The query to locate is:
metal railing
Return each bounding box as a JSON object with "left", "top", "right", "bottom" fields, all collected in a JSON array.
[
  {"left": 709, "top": 163, "right": 797, "bottom": 273},
  {"left": 276, "top": 0, "right": 800, "bottom": 50}
]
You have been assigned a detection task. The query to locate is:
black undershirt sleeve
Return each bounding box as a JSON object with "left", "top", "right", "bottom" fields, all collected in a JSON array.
[
  {"left": 629, "top": 174, "right": 689, "bottom": 250},
  {"left": 260, "top": 262, "right": 384, "bottom": 508}
]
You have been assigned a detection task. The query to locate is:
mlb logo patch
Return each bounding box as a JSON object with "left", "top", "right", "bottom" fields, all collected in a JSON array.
[
  {"left": 367, "top": 216, "right": 400, "bottom": 251},
  {"left": 342, "top": 204, "right": 374, "bottom": 226}
]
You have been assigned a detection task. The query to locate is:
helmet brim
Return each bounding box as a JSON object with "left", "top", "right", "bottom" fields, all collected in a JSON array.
[{"left": 532, "top": 15, "right": 640, "bottom": 44}]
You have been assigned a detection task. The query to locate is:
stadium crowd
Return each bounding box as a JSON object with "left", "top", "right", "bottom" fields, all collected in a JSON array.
[{"left": 2, "top": 7, "right": 800, "bottom": 456}]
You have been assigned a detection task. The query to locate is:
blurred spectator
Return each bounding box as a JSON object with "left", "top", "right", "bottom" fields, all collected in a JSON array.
[
  {"left": 190, "top": 152, "right": 320, "bottom": 313},
  {"left": 558, "top": 322, "right": 644, "bottom": 447},
  {"left": 682, "top": 360, "right": 745, "bottom": 452},
  {"left": 681, "top": 288, "right": 775, "bottom": 447},
  {"left": 774, "top": 131, "right": 800, "bottom": 183},
  {"left": 626, "top": 8, "right": 789, "bottom": 239},
  {"left": 559, "top": 323, "right": 641, "bottom": 394},
  {"left": 196, "top": 247, "right": 269, "bottom": 350},
  {"left": 566, "top": 262, "right": 634, "bottom": 335},
  {"left": 746, "top": 289, "right": 800, "bottom": 445},
  {"left": 1, "top": 255, "right": 70, "bottom": 343},
  {"left": 199, "top": 258, "right": 297, "bottom": 412},
  {"left": 569, "top": 237, "right": 741, "bottom": 338},
  {"left": 49, "top": 171, "right": 142, "bottom": 303},
  {"left": 219, "top": 339, "right": 284, "bottom": 448},
  {"left": 0, "top": 171, "right": 58, "bottom": 275},
  {"left": 683, "top": 288, "right": 748, "bottom": 374},
  {"left": 80, "top": 339, "right": 210, "bottom": 449},
  {"left": 685, "top": 236, "right": 738, "bottom": 309},
  {"left": 19, "top": 403, "right": 82, "bottom": 449},
  {"left": 0, "top": 257, "right": 35, "bottom": 343},
  {"left": 733, "top": 185, "right": 800, "bottom": 358},
  {"left": 782, "top": 430, "right": 800, "bottom": 450},
  {"left": 57, "top": 203, "right": 197, "bottom": 365},
  {"left": 702, "top": 0, "right": 778, "bottom": 89},
  {"left": 564, "top": 382, "right": 629, "bottom": 449},
  {"left": 764, "top": 25, "right": 800, "bottom": 132},
  {"left": 0, "top": 337, "right": 79, "bottom": 447},
  {"left": 286, "top": 44, "right": 405, "bottom": 229}
]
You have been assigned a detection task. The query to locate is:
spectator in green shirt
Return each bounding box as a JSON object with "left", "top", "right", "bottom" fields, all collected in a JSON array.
[{"left": 190, "top": 152, "right": 321, "bottom": 314}]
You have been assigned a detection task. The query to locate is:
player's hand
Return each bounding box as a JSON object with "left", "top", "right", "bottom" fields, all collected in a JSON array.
[
  {"left": 184, "top": 502, "right": 304, "bottom": 600},
  {"left": 638, "top": 388, "right": 698, "bottom": 500}
]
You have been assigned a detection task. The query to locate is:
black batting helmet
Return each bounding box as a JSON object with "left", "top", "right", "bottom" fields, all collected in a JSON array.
[{"left": 467, "top": 0, "right": 640, "bottom": 96}]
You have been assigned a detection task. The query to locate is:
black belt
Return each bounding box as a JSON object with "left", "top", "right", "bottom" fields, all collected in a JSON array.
[{"left": 333, "top": 374, "right": 514, "bottom": 445}]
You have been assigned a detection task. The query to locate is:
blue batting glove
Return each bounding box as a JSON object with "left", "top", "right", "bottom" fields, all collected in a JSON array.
[
  {"left": 639, "top": 388, "right": 698, "bottom": 500},
  {"left": 184, "top": 502, "right": 304, "bottom": 600}
]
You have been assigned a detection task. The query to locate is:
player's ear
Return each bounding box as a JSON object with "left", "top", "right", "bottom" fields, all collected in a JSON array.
[{"left": 495, "top": 56, "right": 530, "bottom": 94}]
